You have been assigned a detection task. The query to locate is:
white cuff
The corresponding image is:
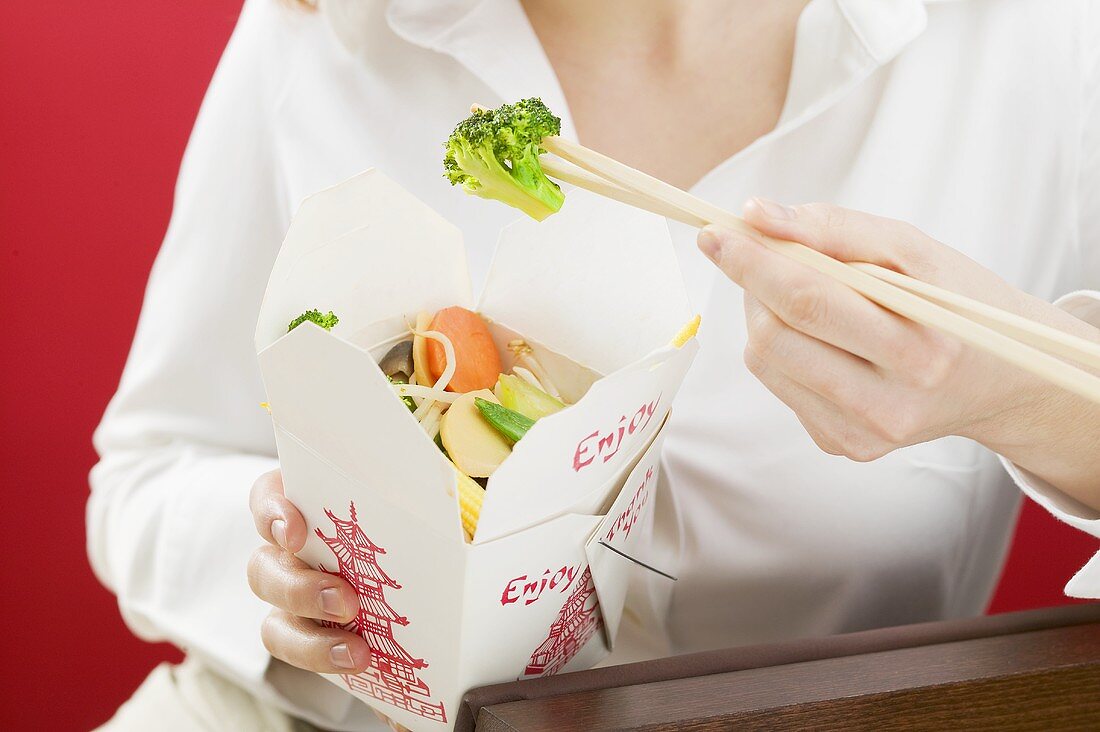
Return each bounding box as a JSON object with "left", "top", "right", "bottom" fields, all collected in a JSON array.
[
  {"left": 1053, "top": 289, "right": 1100, "bottom": 324},
  {"left": 1066, "top": 553, "right": 1100, "bottom": 599}
]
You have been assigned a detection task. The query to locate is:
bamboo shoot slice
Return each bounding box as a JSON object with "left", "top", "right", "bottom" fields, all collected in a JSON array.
[{"left": 439, "top": 390, "right": 512, "bottom": 478}]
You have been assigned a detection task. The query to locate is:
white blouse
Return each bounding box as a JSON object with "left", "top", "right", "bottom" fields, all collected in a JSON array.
[{"left": 88, "top": 0, "right": 1100, "bottom": 729}]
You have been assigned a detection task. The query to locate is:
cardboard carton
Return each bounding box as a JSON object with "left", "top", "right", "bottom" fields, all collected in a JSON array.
[{"left": 255, "top": 170, "right": 698, "bottom": 730}]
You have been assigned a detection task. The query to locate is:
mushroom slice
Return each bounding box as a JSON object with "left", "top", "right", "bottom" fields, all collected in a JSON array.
[{"left": 379, "top": 340, "right": 415, "bottom": 382}]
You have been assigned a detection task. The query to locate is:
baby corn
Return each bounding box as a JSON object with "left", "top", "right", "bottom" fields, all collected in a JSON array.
[
  {"left": 455, "top": 467, "right": 485, "bottom": 541},
  {"left": 670, "top": 314, "right": 701, "bottom": 348}
]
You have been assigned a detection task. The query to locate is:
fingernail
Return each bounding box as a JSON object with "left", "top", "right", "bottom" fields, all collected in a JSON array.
[
  {"left": 752, "top": 197, "right": 795, "bottom": 220},
  {"left": 271, "top": 519, "right": 288, "bottom": 550},
  {"left": 698, "top": 226, "right": 724, "bottom": 263},
  {"left": 331, "top": 643, "right": 356, "bottom": 669},
  {"left": 320, "top": 587, "right": 346, "bottom": 618}
]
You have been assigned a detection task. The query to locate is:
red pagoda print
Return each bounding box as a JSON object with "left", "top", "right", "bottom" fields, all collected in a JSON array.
[
  {"left": 523, "top": 566, "right": 602, "bottom": 678},
  {"left": 316, "top": 502, "right": 446, "bottom": 723}
]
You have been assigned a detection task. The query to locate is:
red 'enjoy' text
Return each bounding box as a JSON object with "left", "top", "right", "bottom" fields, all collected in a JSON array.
[
  {"left": 572, "top": 395, "right": 661, "bottom": 472},
  {"left": 501, "top": 564, "right": 581, "bottom": 607}
]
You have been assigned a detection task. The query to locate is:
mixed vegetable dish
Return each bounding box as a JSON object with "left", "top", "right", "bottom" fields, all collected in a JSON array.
[{"left": 288, "top": 305, "right": 569, "bottom": 542}]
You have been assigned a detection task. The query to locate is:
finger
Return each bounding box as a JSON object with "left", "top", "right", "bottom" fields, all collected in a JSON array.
[
  {"left": 745, "top": 345, "right": 893, "bottom": 463},
  {"left": 261, "top": 609, "right": 371, "bottom": 674},
  {"left": 742, "top": 199, "right": 938, "bottom": 274},
  {"left": 701, "top": 225, "right": 915, "bottom": 367},
  {"left": 743, "top": 295, "right": 886, "bottom": 406},
  {"left": 249, "top": 470, "right": 308, "bottom": 552},
  {"left": 742, "top": 341, "right": 849, "bottom": 456},
  {"left": 248, "top": 544, "right": 359, "bottom": 623}
]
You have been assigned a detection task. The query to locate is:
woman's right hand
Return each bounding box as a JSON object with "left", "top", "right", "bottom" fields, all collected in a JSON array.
[
  {"left": 247, "top": 470, "right": 372, "bottom": 674},
  {"left": 248, "top": 471, "right": 409, "bottom": 731}
]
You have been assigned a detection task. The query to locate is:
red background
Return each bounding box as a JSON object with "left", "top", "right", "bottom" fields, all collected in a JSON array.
[{"left": 0, "top": 2, "right": 1094, "bottom": 729}]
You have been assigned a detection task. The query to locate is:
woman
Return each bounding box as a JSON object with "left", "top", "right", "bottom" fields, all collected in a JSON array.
[{"left": 91, "top": 0, "right": 1100, "bottom": 729}]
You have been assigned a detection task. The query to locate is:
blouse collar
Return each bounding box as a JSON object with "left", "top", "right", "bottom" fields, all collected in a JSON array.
[
  {"left": 371, "top": 0, "right": 937, "bottom": 63},
  {"left": 322, "top": 0, "right": 948, "bottom": 145},
  {"left": 382, "top": 0, "right": 576, "bottom": 138}
]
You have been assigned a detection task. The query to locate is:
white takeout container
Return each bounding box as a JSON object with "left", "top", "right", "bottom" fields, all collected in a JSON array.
[{"left": 255, "top": 170, "right": 698, "bottom": 730}]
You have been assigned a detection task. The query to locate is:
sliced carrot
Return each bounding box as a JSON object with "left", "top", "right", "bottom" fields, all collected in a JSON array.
[{"left": 427, "top": 306, "right": 502, "bottom": 392}]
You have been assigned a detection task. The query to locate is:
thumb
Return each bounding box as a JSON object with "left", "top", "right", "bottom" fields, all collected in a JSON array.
[{"left": 742, "top": 198, "right": 920, "bottom": 270}]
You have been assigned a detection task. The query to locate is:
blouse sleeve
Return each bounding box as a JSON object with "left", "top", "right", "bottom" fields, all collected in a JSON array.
[{"left": 88, "top": 0, "right": 291, "bottom": 692}]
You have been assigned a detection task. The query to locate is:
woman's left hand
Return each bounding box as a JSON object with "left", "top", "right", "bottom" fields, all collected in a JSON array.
[{"left": 698, "top": 199, "right": 1100, "bottom": 504}]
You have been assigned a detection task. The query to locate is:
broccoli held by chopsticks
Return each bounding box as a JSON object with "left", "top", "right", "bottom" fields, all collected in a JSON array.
[{"left": 443, "top": 98, "right": 564, "bottom": 221}]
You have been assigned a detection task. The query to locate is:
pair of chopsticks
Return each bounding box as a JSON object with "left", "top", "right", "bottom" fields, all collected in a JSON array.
[{"left": 532, "top": 134, "right": 1100, "bottom": 406}]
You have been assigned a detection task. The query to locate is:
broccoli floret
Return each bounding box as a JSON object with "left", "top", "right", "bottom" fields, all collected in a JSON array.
[
  {"left": 288, "top": 309, "right": 339, "bottom": 332},
  {"left": 443, "top": 98, "right": 565, "bottom": 221}
]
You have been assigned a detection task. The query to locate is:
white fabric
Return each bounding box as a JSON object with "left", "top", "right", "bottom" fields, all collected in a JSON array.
[
  {"left": 95, "top": 658, "right": 299, "bottom": 732},
  {"left": 88, "top": 0, "right": 1100, "bottom": 729}
]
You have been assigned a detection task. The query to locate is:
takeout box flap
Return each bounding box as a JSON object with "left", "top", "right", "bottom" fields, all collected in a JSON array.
[
  {"left": 274, "top": 424, "right": 466, "bottom": 729},
  {"left": 259, "top": 322, "right": 463, "bottom": 543},
  {"left": 254, "top": 169, "right": 472, "bottom": 352},
  {"left": 478, "top": 190, "right": 692, "bottom": 376},
  {"left": 458, "top": 511, "right": 605, "bottom": 686},
  {"left": 474, "top": 340, "right": 698, "bottom": 543},
  {"left": 584, "top": 429, "right": 667, "bottom": 648}
]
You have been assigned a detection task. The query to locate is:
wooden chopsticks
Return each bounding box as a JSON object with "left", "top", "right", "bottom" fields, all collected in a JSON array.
[
  {"left": 848, "top": 261, "right": 1100, "bottom": 371},
  {"left": 536, "top": 136, "right": 1100, "bottom": 405}
]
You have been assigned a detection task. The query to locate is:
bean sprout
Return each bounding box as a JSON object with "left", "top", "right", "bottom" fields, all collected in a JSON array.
[
  {"left": 392, "top": 383, "right": 460, "bottom": 404},
  {"left": 511, "top": 366, "right": 544, "bottom": 392},
  {"left": 508, "top": 340, "right": 561, "bottom": 398},
  {"left": 412, "top": 328, "right": 456, "bottom": 420}
]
